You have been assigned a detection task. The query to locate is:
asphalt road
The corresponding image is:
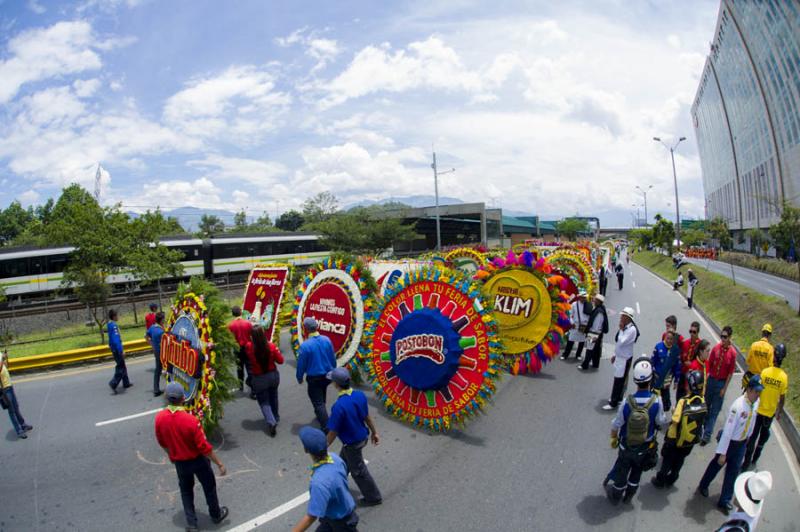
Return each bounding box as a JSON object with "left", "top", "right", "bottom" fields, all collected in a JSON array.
[
  {"left": 2, "top": 257, "right": 799, "bottom": 532},
  {"left": 686, "top": 257, "right": 800, "bottom": 311}
]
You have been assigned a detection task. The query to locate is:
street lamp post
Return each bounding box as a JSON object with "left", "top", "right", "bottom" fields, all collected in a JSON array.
[
  {"left": 654, "top": 136, "right": 686, "bottom": 248},
  {"left": 431, "top": 150, "right": 455, "bottom": 251},
  {"left": 635, "top": 184, "right": 653, "bottom": 226}
]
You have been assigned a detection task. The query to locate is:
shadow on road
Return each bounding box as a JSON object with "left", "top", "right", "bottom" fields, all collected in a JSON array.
[
  {"left": 240, "top": 418, "right": 266, "bottom": 432},
  {"left": 575, "top": 494, "right": 633, "bottom": 525},
  {"left": 520, "top": 371, "right": 557, "bottom": 380},
  {"left": 637, "top": 483, "right": 672, "bottom": 512},
  {"left": 172, "top": 509, "right": 228, "bottom": 531},
  {"left": 682, "top": 490, "right": 717, "bottom": 528}
]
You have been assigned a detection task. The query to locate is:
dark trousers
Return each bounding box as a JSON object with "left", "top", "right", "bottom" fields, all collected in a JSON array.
[
  {"left": 341, "top": 439, "right": 382, "bottom": 503},
  {"left": 153, "top": 353, "right": 162, "bottom": 393},
  {"left": 655, "top": 441, "right": 692, "bottom": 486},
  {"left": 617, "top": 274, "right": 624, "bottom": 290},
  {"left": 675, "top": 375, "right": 687, "bottom": 402},
  {"left": 317, "top": 510, "right": 359, "bottom": 531},
  {"left": 608, "top": 445, "right": 646, "bottom": 502},
  {"left": 2, "top": 386, "right": 27, "bottom": 435},
  {"left": 687, "top": 296, "right": 694, "bottom": 309},
  {"left": 660, "top": 385, "right": 672, "bottom": 412},
  {"left": 109, "top": 350, "right": 130, "bottom": 389},
  {"left": 580, "top": 337, "right": 603, "bottom": 369},
  {"left": 703, "top": 377, "right": 726, "bottom": 441},
  {"left": 252, "top": 371, "right": 280, "bottom": 427},
  {"left": 175, "top": 456, "right": 222, "bottom": 528},
  {"left": 609, "top": 359, "right": 632, "bottom": 406},
  {"left": 743, "top": 414, "right": 773, "bottom": 467},
  {"left": 236, "top": 345, "right": 251, "bottom": 391},
  {"left": 307, "top": 375, "right": 331, "bottom": 430},
  {"left": 699, "top": 439, "right": 747, "bottom": 506},
  {"left": 600, "top": 279, "right": 608, "bottom": 296},
  {"left": 562, "top": 340, "right": 584, "bottom": 359}
]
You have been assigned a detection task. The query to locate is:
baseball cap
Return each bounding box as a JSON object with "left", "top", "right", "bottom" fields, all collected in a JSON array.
[
  {"left": 303, "top": 317, "right": 319, "bottom": 331},
  {"left": 747, "top": 374, "right": 765, "bottom": 392},
  {"left": 165, "top": 382, "right": 185, "bottom": 402},
  {"left": 299, "top": 426, "right": 327, "bottom": 454},
  {"left": 762, "top": 323, "right": 773, "bottom": 334},
  {"left": 327, "top": 367, "right": 351, "bottom": 386}
]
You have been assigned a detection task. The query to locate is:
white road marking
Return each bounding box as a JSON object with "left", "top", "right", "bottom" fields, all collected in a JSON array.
[
  {"left": 635, "top": 302, "right": 641, "bottom": 315},
  {"left": 768, "top": 288, "right": 784, "bottom": 297},
  {"left": 226, "top": 492, "right": 310, "bottom": 532},
  {"left": 95, "top": 407, "right": 163, "bottom": 427},
  {"left": 632, "top": 281, "right": 636, "bottom": 289}
]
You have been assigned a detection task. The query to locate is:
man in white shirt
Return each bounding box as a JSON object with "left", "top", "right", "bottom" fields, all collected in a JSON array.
[
  {"left": 579, "top": 294, "right": 609, "bottom": 370},
  {"left": 561, "top": 291, "right": 590, "bottom": 361},
  {"left": 603, "top": 308, "right": 639, "bottom": 410},
  {"left": 698, "top": 375, "right": 763, "bottom": 515}
]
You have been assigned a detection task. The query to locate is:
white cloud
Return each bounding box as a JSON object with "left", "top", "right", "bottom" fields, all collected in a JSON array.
[
  {"left": 276, "top": 28, "right": 340, "bottom": 72},
  {"left": 18, "top": 189, "right": 40, "bottom": 205},
  {"left": 187, "top": 154, "right": 288, "bottom": 187},
  {"left": 0, "top": 21, "right": 133, "bottom": 104},
  {"left": 27, "top": 0, "right": 46, "bottom": 14},
  {"left": 667, "top": 34, "right": 681, "bottom": 48},
  {"left": 73, "top": 78, "right": 101, "bottom": 98},
  {"left": 137, "top": 177, "right": 225, "bottom": 210},
  {"left": 163, "top": 65, "right": 291, "bottom": 145}
]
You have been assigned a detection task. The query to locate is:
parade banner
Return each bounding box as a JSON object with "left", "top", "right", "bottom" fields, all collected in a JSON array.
[
  {"left": 242, "top": 265, "right": 290, "bottom": 342},
  {"left": 291, "top": 258, "right": 374, "bottom": 367},
  {"left": 162, "top": 293, "right": 216, "bottom": 421},
  {"left": 368, "top": 260, "right": 429, "bottom": 297},
  {"left": 546, "top": 249, "right": 595, "bottom": 297},
  {"left": 475, "top": 250, "right": 570, "bottom": 375},
  {"left": 362, "top": 268, "right": 502, "bottom": 431},
  {"left": 443, "top": 247, "right": 487, "bottom": 276}
]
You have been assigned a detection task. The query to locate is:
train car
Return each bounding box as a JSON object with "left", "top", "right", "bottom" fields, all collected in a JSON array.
[{"left": 206, "top": 233, "right": 328, "bottom": 276}]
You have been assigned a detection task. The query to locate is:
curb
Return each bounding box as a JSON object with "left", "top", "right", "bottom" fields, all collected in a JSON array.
[{"left": 634, "top": 258, "right": 800, "bottom": 466}]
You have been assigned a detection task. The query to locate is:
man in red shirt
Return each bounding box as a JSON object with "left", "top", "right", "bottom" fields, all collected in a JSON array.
[
  {"left": 144, "top": 303, "right": 158, "bottom": 331},
  {"left": 228, "top": 306, "right": 254, "bottom": 398},
  {"left": 701, "top": 325, "right": 737, "bottom": 445},
  {"left": 676, "top": 321, "right": 702, "bottom": 401},
  {"left": 155, "top": 382, "right": 229, "bottom": 532}
]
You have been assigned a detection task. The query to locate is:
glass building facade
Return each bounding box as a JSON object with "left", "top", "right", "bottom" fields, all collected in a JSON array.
[{"left": 692, "top": 0, "right": 800, "bottom": 231}]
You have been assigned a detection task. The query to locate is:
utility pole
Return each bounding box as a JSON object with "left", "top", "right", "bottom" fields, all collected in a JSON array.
[
  {"left": 94, "top": 163, "right": 102, "bottom": 203},
  {"left": 654, "top": 136, "right": 686, "bottom": 249},
  {"left": 431, "top": 150, "right": 454, "bottom": 251},
  {"left": 635, "top": 184, "right": 653, "bottom": 226}
]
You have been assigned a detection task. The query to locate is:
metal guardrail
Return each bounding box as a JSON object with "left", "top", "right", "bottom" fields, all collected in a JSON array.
[{"left": 8, "top": 339, "right": 152, "bottom": 372}]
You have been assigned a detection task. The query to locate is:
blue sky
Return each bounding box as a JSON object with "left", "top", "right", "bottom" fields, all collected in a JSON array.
[{"left": 0, "top": 0, "right": 720, "bottom": 226}]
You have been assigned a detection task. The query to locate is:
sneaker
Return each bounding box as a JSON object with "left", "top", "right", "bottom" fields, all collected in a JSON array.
[
  {"left": 17, "top": 432, "right": 27, "bottom": 439},
  {"left": 358, "top": 497, "right": 382, "bottom": 507},
  {"left": 602, "top": 404, "right": 616, "bottom": 411},
  {"left": 559, "top": 356, "right": 567, "bottom": 360},
  {"left": 211, "top": 506, "right": 229, "bottom": 524},
  {"left": 22, "top": 424, "right": 33, "bottom": 432},
  {"left": 249, "top": 392, "right": 257, "bottom": 400},
  {"left": 577, "top": 366, "right": 586, "bottom": 371},
  {"left": 267, "top": 424, "right": 277, "bottom": 438},
  {"left": 186, "top": 527, "right": 199, "bottom": 532},
  {"left": 717, "top": 502, "right": 734, "bottom": 515},
  {"left": 651, "top": 477, "right": 665, "bottom": 489},
  {"left": 154, "top": 390, "right": 164, "bottom": 397},
  {"left": 109, "top": 383, "right": 118, "bottom": 395},
  {"left": 576, "top": 355, "right": 583, "bottom": 361},
  {"left": 697, "top": 486, "right": 709, "bottom": 498},
  {"left": 123, "top": 383, "right": 134, "bottom": 389}
]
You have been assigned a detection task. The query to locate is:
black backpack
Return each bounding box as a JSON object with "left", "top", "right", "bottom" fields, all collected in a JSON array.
[{"left": 676, "top": 395, "right": 707, "bottom": 448}]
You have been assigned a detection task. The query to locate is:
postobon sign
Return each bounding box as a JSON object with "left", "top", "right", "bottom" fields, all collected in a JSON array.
[{"left": 482, "top": 269, "right": 553, "bottom": 355}]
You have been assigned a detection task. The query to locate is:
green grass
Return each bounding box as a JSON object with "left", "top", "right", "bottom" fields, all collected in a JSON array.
[
  {"left": 719, "top": 251, "right": 800, "bottom": 282},
  {"left": 634, "top": 250, "right": 800, "bottom": 418}
]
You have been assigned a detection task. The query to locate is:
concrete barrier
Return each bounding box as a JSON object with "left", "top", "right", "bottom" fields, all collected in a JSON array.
[{"left": 8, "top": 339, "right": 152, "bottom": 372}]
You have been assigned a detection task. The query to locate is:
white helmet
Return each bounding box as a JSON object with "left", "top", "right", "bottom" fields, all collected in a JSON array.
[{"left": 632, "top": 357, "right": 653, "bottom": 384}]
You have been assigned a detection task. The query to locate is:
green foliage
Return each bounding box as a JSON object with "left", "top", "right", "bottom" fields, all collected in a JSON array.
[
  {"left": 227, "top": 210, "right": 279, "bottom": 233},
  {"left": 769, "top": 203, "right": 800, "bottom": 257},
  {"left": 0, "top": 201, "right": 34, "bottom": 245},
  {"left": 628, "top": 227, "right": 653, "bottom": 248},
  {"left": 681, "top": 228, "right": 707, "bottom": 248},
  {"left": 134, "top": 209, "right": 186, "bottom": 236},
  {"left": 302, "top": 191, "right": 339, "bottom": 226},
  {"left": 233, "top": 210, "right": 248, "bottom": 232},
  {"left": 316, "top": 207, "right": 419, "bottom": 255},
  {"left": 276, "top": 209, "right": 305, "bottom": 231},
  {"left": 328, "top": 251, "right": 379, "bottom": 294},
  {"left": 198, "top": 214, "right": 225, "bottom": 237},
  {"left": 719, "top": 251, "right": 799, "bottom": 282},
  {"left": 67, "top": 267, "right": 113, "bottom": 343},
  {"left": 651, "top": 214, "right": 675, "bottom": 254},
  {"left": 554, "top": 218, "right": 589, "bottom": 240},
  {"left": 175, "top": 276, "right": 237, "bottom": 434},
  {"left": 745, "top": 228, "right": 768, "bottom": 257}
]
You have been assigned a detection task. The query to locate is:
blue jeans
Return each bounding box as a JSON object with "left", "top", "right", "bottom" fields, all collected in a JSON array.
[
  {"left": 703, "top": 377, "right": 726, "bottom": 441},
  {"left": 306, "top": 375, "right": 330, "bottom": 431},
  {"left": 3, "top": 386, "right": 27, "bottom": 435},
  {"left": 698, "top": 439, "right": 747, "bottom": 506},
  {"left": 252, "top": 371, "right": 280, "bottom": 427},
  {"left": 175, "top": 456, "right": 223, "bottom": 528}
]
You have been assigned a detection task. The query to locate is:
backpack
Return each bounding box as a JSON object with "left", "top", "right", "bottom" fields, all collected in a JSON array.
[
  {"left": 676, "top": 395, "right": 707, "bottom": 448},
  {"left": 626, "top": 394, "right": 656, "bottom": 447}
]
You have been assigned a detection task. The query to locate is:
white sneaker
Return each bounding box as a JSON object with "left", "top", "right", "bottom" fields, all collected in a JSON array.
[
  {"left": 602, "top": 403, "right": 615, "bottom": 411},
  {"left": 559, "top": 356, "right": 567, "bottom": 360},
  {"left": 577, "top": 366, "right": 585, "bottom": 371}
]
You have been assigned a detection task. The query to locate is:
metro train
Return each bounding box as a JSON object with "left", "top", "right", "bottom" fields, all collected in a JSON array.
[{"left": 0, "top": 232, "right": 329, "bottom": 299}]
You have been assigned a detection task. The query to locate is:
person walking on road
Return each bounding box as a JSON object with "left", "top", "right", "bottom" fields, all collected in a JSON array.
[
  {"left": 715, "top": 471, "right": 773, "bottom": 532},
  {"left": 599, "top": 265, "right": 609, "bottom": 297},
  {"left": 614, "top": 262, "right": 624, "bottom": 290},
  {"left": 244, "top": 324, "right": 284, "bottom": 437},
  {"left": 652, "top": 369, "right": 707, "bottom": 488},
  {"left": 603, "top": 307, "right": 639, "bottom": 410},
  {"left": 652, "top": 330, "right": 682, "bottom": 412},
  {"left": 228, "top": 306, "right": 255, "bottom": 399},
  {"left": 293, "top": 426, "right": 359, "bottom": 532},
  {"left": 1, "top": 350, "right": 33, "bottom": 439},
  {"left": 702, "top": 326, "right": 738, "bottom": 445},
  {"left": 561, "top": 291, "right": 591, "bottom": 361},
  {"left": 697, "top": 375, "right": 763, "bottom": 515},
  {"left": 579, "top": 294, "right": 608, "bottom": 371},
  {"left": 146, "top": 311, "right": 166, "bottom": 397},
  {"left": 743, "top": 325, "right": 774, "bottom": 390},
  {"left": 107, "top": 309, "right": 132, "bottom": 394},
  {"left": 326, "top": 367, "right": 383, "bottom": 507},
  {"left": 742, "top": 344, "right": 788, "bottom": 471},
  {"left": 687, "top": 269, "right": 699, "bottom": 309},
  {"left": 607, "top": 358, "right": 667, "bottom": 504},
  {"left": 297, "top": 317, "right": 337, "bottom": 432},
  {"left": 145, "top": 302, "right": 158, "bottom": 331},
  {"left": 155, "top": 382, "right": 229, "bottom": 532}
]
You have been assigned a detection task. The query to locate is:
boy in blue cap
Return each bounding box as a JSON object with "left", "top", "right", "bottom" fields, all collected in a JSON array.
[
  {"left": 297, "top": 317, "right": 337, "bottom": 431},
  {"left": 293, "top": 426, "right": 359, "bottom": 532},
  {"left": 326, "top": 367, "right": 383, "bottom": 507}
]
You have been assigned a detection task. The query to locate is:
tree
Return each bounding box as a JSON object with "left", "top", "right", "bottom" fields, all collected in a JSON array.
[
  {"left": 198, "top": 214, "right": 225, "bottom": 237},
  {"left": 651, "top": 214, "right": 676, "bottom": 254},
  {"left": 276, "top": 210, "right": 305, "bottom": 232},
  {"left": 707, "top": 217, "right": 733, "bottom": 250},
  {"left": 745, "top": 228, "right": 768, "bottom": 257},
  {"left": 316, "top": 207, "right": 419, "bottom": 255},
  {"left": 769, "top": 203, "right": 800, "bottom": 314},
  {"left": 554, "top": 218, "right": 589, "bottom": 241},
  {"left": 233, "top": 210, "right": 248, "bottom": 232},
  {"left": 35, "top": 198, "right": 54, "bottom": 225},
  {"left": 135, "top": 209, "right": 186, "bottom": 236},
  {"left": 0, "top": 201, "right": 34, "bottom": 245},
  {"left": 681, "top": 228, "right": 707, "bottom": 248},
  {"left": 301, "top": 191, "right": 339, "bottom": 226},
  {"left": 628, "top": 228, "right": 653, "bottom": 249}
]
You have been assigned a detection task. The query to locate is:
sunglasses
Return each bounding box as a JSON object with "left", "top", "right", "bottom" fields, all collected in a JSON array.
[
  {"left": 690, "top": 330, "right": 699, "bottom": 334},
  {"left": 720, "top": 334, "right": 730, "bottom": 339}
]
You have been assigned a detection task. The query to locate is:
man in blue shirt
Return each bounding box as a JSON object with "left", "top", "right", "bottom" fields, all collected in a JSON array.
[
  {"left": 107, "top": 309, "right": 132, "bottom": 394},
  {"left": 326, "top": 367, "right": 382, "bottom": 507},
  {"left": 146, "top": 311, "right": 166, "bottom": 397},
  {"left": 293, "top": 426, "right": 359, "bottom": 532},
  {"left": 652, "top": 330, "right": 682, "bottom": 411},
  {"left": 297, "top": 317, "right": 337, "bottom": 431}
]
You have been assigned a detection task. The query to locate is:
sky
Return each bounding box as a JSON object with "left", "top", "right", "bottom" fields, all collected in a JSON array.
[{"left": 0, "top": 0, "right": 720, "bottom": 227}]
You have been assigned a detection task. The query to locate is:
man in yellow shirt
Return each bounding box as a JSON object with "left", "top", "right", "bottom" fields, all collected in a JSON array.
[
  {"left": 742, "top": 343, "right": 788, "bottom": 471},
  {"left": 743, "top": 324, "right": 774, "bottom": 389}
]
